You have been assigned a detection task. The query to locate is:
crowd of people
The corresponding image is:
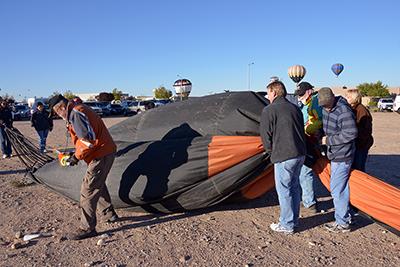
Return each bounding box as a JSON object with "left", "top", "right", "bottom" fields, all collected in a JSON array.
[
  {"left": 0, "top": 81, "right": 374, "bottom": 239},
  {"left": 260, "top": 78, "right": 373, "bottom": 234}
]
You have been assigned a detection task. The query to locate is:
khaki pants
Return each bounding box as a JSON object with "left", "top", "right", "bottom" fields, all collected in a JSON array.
[{"left": 80, "top": 153, "right": 115, "bottom": 231}]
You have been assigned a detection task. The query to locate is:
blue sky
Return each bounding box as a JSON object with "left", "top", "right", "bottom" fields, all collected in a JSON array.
[{"left": 1, "top": 0, "right": 399, "bottom": 99}]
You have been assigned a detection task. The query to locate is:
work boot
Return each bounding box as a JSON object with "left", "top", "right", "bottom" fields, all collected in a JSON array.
[{"left": 68, "top": 229, "right": 98, "bottom": 240}]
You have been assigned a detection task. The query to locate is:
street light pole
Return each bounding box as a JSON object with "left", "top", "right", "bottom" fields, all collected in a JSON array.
[{"left": 247, "top": 62, "right": 254, "bottom": 90}]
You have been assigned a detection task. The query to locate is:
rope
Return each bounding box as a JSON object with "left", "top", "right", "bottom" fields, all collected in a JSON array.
[{"left": 5, "top": 127, "right": 54, "bottom": 172}]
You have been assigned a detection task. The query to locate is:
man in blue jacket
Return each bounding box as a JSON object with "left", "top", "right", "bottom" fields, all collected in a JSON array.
[
  {"left": 260, "top": 79, "right": 306, "bottom": 234},
  {"left": 318, "top": 87, "right": 357, "bottom": 233}
]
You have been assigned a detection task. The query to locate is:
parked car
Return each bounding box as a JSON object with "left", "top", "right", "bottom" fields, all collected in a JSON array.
[
  {"left": 83, "top": 102, "right": 103, "bottom": 116},
  {"left": 377, "top": 98, "right": 393, "bottom": 111},
  {"left": 106, "top": 103, "right": 125, "bottom": 116},
  {"left": 121, "top": 100, "right": 155, "bottom": 113},
  {"left": 96, "top": 101, "right": 111, "bottom": 116},
  {"left": 392, "top": 95, "right": 400, "bottom": 113},
  {"left": 153, "top": 99, "right": 171, "bottom": 107},
  {"left": 12, "top": 104, "right": 31, "bottom": 120}
]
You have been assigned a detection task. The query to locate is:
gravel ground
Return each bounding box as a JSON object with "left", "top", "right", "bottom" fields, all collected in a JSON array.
[{"left": 0, "top": 113, "right": 399, "bottom": 267}]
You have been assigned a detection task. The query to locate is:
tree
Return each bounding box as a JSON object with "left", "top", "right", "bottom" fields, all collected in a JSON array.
[
  {"left": 112, "top": 88, "right": 122, "bottom": 101},
  {"left": 96, "top": 92, "right": 114, "bottom": 102},
  {"left": 154, "top": 86, "right": 172, "bottom": 99},
  {"left": 63, "top": 90, "right": 75, "bottom": 100},
  {"left": 356, "top": 81, "right": 390, "bottom": 97},
  {"left": 125, "top": 95, "right": 136, "bottom": 101}
]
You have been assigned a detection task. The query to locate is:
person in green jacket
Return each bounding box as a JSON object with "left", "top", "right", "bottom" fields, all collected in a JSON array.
[{"left": 294, "top": 82, "right": 323, "bottom": 213}]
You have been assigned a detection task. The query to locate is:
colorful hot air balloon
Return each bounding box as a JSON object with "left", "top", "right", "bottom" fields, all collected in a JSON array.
[
  {"left": 331, "top": 63, "right": 344, "bottom": 77},
  {"left": 173, "top": 79, "right": 192, "bottom": 99},
  {"left": 288, "top": 65, "right": 306, "bottom": 84}
]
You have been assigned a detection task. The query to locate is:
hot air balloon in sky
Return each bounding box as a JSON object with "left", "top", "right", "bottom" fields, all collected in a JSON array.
[
  {"left": 173, "top": 78, "right": 192, "bottom": 99},
  {"left": 331, "top": 63, "right": 344, "bottom": 77},
  {"left": 288, "top": 65, "right": 306, "bottom": 84}
]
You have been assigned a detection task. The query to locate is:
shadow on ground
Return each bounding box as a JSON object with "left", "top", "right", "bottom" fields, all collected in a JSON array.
[{"left": 366, "top": 154, "right": 400, "bottom": 188}]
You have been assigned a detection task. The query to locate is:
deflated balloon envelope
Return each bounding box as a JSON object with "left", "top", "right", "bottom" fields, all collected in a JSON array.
[{"left": 33, "top": 91, "right": 273, "bottom": 213}]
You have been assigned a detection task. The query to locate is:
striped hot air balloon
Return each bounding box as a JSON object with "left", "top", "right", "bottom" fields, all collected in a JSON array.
[
  {"left": 288, "top": 65, "right": 306, "bottom": 84},
  {"left": 331, "top": 63, "right": 344, "bottom": 77}
]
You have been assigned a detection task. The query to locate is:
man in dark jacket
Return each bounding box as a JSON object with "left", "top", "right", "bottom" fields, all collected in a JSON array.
[
  {"left": 319, "top": 87, "right": 358, "bottom": 233},
  {"left": 31, "top": 102, "right": 53, "bottom": 153},
  {"left": 0, "top": 100, "right": 13, "bottom": 158},
  {"left": 260, "top": 79, "right": 306, "bottom": 234}
]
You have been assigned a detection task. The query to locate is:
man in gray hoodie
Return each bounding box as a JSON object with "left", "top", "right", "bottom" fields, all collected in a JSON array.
[{"left": 318, "top": 87, "right": 357, "bottom": 233}]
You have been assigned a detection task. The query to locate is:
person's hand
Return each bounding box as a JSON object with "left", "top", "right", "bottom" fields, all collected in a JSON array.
[
  {"left": 321, "top": 136, "right": 327, "bottom": 145},
  {"left": 320, "top": 145, "right": 328, "bottom": 157},
  {"left": 66, "top": 154, "right": 79, "bottom": 166}
]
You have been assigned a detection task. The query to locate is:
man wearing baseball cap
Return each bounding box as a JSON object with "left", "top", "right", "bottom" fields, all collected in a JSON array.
[
  {"left": 318, "top": 87, "right": 357, "bottom": 233},
  {"left": 48, "top": 94, "right": 118, "bottom": 240},
  {"left": 294, "top": 82, "right": 323, "bottom": 213}
]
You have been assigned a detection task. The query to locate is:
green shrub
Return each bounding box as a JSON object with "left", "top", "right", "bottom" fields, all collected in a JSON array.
[{"left": 368, "top": 100, "right": 377, "bottom": 107}]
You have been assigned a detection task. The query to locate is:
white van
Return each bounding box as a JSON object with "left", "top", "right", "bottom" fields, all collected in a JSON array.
[{"left": 392, "top": 95, "right": 400, "bottom": 113}]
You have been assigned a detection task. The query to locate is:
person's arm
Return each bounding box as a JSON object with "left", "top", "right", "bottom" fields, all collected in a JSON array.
[
  {"left": 7, "top": 109, "right": 13, "bottom": 128},
  {"left": 260, "top": 108, "right": 273, "bottom": 153},
  {"left": 30, "top": 112, "right": 36, "bottom": 128},
  {"left": 47, "top": 111, "right": 53, "bottom": 131},
  {"left": 69, "top": 110, "right": 96, "bottom": 160},
  {"left": 327, "top": 109, "right": 358, "bottom": 145},
  {"left": 0, "top": 110, "right": 4, "bottom": 126},
  {"left": 356, "top": 108, "right": 373, "bottom": 145}
]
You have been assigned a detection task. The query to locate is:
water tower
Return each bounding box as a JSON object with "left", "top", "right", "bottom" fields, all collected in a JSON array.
[{"left": 173, "top": 79, "right": 192, "bottom": 100}]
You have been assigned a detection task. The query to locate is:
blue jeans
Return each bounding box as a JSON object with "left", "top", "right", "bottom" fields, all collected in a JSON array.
[
  {"left": 274, "top": 156, "right": 305, "bottom": 230},
  {"left": 0, "top": 127, "right": 12, "bottom": 156},
  {"left": 299, "top": 164, "right": 317, "bottom": 208},
  {"left": 352, "top": 149, "right": 368, "bottom": 172},
  {"left": 37, "top": 129, "right": 49, "bottom": 152},
  {"left": 330, "top": 160, "right": 352, "bottom": 225}
]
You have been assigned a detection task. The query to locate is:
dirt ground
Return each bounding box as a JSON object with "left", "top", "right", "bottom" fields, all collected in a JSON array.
[{"left": 0, "top": 112, "right": 399, "bottom": 267}]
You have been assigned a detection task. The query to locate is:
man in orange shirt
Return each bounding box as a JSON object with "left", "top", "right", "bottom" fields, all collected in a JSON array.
[{"left": 49, "top": 94, "right": 118, "bottom": 240}]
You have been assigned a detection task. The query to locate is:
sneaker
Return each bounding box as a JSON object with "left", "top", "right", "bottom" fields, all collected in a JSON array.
[
  {"left": 68, "top": 229, "right": 98, "bottom": 240},
  {"left": 106, "top": 214, "right": 119, "bottom": 223},
  {"left": 325, "top": 222, "right": 351, "bottom": 233},
  {"left": 43, "top": 149, "right": 47, "bottom": 153},
  {"left": 270, "top": 223, "right": 294, "bottom": 234},
  {"left": 2, "top": 155, "right": 7, "bottom": 159},
  {"left": 307, "top": 203, "right": 319, "bottom": 213}
]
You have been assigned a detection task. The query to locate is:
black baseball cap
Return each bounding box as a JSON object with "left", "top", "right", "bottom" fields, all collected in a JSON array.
[
  {"left": 294, "top": 82, "right": 314, "bottom": 96},
  {"left": 48, "top": 94, "right": 67, "bottom": 110}
]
